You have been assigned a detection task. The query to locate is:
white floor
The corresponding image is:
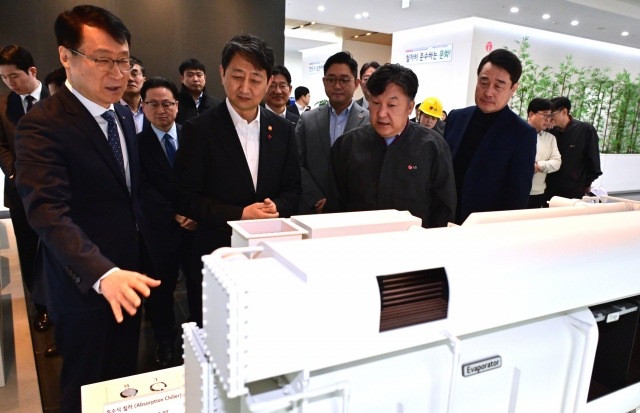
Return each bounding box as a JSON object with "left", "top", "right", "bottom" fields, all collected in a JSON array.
[{"left": 0, "top": 218, "right": 42, "bottom": 412}]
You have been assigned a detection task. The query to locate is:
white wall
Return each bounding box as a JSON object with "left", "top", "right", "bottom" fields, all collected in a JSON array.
[
  {"left": 301, "top": 43, "right": 343, "bottom": 107},
  {"left": 284, "top": 50, "right": 303, "bottom": 100},
  {"left": 342, "top": 40, "right": 392, "bottom": 100},
  {"left": 391, "top": 18, "right": 475, "bottom": 114}
]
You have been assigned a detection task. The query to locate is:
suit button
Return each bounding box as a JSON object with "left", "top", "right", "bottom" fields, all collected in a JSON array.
[{"left": 75, "top": 277, "right": 81, "bottom": 284}]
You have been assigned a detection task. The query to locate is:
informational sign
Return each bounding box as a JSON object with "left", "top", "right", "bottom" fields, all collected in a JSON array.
[
  {"left": 308, "top": 61, "right": 325, "bottom": 74},
  {"left": 404, "top": 44, "right": 453, "bottom": 65},
  {"left": 462, "top": 356, "right": 502, "bottom": 377},
  {"left": 486, "top": 41, "right": 493, "bottom": 52},
  {"left": 103, "top": 387, "right": 183, "bottom": 413}
]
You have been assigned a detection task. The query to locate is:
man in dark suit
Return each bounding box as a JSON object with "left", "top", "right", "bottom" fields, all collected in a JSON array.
[
  {"left": 175, "top": 58, "right": 221, "bottom": 124},
  {"left": 263, "top": 64, "right": 299, "bottom": 125},
  {"left": 0, "top": 45, "right": 51, "bottom": 332},
  {"left": 173, "top": 34, "right": 301, "bottom": 327},
  {"left": 296, "top": 51, "right": 369, "bottom": 215},
  {"left": 138, "top": 77, "right": 196, "bottom": 366},
  {"left": 293, "top": 86, "right": 310, "bottom": 114},
  {"left": 14, "top": 6, "right": 160, "bottom": 412},
  {"left": 119, "top": 56, "right": 149, "bottom": 133},
  {"left": 444, "top": 49, "right": 536, "bottom": 224},
  {"left": 355, "top": 61, "right": 380, "bottom": 110}
]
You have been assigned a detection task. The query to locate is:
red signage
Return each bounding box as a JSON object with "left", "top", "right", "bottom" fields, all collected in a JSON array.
[{"left": 486, "top": 42, "right": 493, "bottom": 52}]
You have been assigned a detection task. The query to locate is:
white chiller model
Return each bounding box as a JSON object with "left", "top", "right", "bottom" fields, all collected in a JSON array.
[{"left": 183, "top": 209, "right": 640, "bottom": 412}]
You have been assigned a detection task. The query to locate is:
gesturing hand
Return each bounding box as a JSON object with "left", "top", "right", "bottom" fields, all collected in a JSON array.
[{"left": 100, "top": 270, "right": 161, "bottom": 323}]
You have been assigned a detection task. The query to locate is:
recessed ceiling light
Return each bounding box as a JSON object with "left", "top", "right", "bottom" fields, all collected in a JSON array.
[
  {"left": 510, "top": 7, "right": 519, "bottom": 13},
  {"left": 354, "top": 35, "right": 359, "bottom": 38},
  {"left": 318, "top": 5, "right": 325, "bottom": 11},
  {"left": 542, "top": 14, "right": 550, "bottom": 19},
  {"left": 311, "top": 21, "right": 316, "bottom": 25},
  {"left": 362, "top": 12, "right": 369, "bottom": 17},
  {"left": 355, "top": 13, "right": 362, "bottom": 19},
  {"left": 366, "top": 32, "right": 372, "bottom": 36},
  {"left": 571, "top": 20, "right": 579, "bottom": 26},
  {"left": 622, "top": 31, "right": 629, "bottom": 36}
]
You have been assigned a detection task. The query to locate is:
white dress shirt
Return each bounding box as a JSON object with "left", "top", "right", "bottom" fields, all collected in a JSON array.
[
  {"left": 295, "top": 102, "right": 306, "bottom": 113},
  {"left": 265, "top": 103, "right": 286, "bottom": 118},
  {"left": 151, "top": 123, "right": 178, "bottom": 159},
  {"left": 20, "top": 81, "right": 42, "bottom": 113},
  {"left": 65, "top": 80, "right": 131, "bottom": 292},
  {"left": 226, "top": 98, "right": 260, "bottom": 190}
]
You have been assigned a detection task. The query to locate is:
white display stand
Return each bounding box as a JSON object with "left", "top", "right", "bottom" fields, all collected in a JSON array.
[
  {"left": 81, "top": 366, "right": 184, "bottom": 413},
  {"left": 228, "top": 218, "right": 308, "bottom": 248}
]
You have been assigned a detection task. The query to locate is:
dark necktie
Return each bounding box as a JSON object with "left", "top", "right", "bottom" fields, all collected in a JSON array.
[
  {"left": 100, "top": 110, "right": 126, "bottom": 177},
  {"left": 163, "top": 134, "right": 176, "bottom": 167},
  {"left": 25, "top": 95, "right": 35, "bottom": 113}
]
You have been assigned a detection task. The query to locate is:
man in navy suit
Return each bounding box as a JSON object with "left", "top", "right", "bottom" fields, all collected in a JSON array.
[
  {"left": 138, "top": 76, "right": 195, "bottom": 367},
  {"left": 0, "top": 45, "right": 51, "bottom": 332},
  {"left": 444, "top": 49, "right": 536, "bottom": 224},
  {"left": 15, "top": 6, "right": 160, "bottom": 412},
  {"left": 172, "top": 34, "right": 301, "bottom": 327},
  {"left": 263, "top": 64, "right": 300, "bottom": 125}
]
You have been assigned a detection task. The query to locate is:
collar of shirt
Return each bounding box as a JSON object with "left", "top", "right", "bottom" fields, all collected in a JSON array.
[
  {"left": 265, "top": 103, "right": 286, "bottom": 118},
  {"left": 151, "top": 123, "right": 178, "bottom": 147},
  {"left": 20, "top": 81, "right": 42, "bottom": 104},
  {"left": 361, "top": 96, "right": 369, "bottom": 110},
  {"left": 226, "top": 98, "right": 260, "bottom": 127},
  {"left": 329, "top": 100, "right": 354, "bottom": 117},
  {"left": 195, "top": 92, "right": 204, "bottom": 108},
  {"left": 119, "top": 98, "right": 143, "bottom": 114},
  {"left": 65, "top": 80, "right": 115, "bottom": 115},
  {"left": 381, "top": 118, "right": 411, "bottom": 146}
]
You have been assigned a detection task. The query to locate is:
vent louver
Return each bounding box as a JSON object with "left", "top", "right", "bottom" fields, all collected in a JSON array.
[{"left": 378, "top": 268, "right": 449, "bottom": 332}]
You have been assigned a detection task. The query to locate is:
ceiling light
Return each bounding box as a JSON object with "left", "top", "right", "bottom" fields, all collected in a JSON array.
[
  {"left": 362, "top": 12, "right": 369, "bottom": 17},
  {"left": 571, "top": 20, "right": 579, "bottom": 26},
  {"left": 366, "top": 32, "right": 372, "bottom": 36},
  {"left": 318, "top": 5, "right": 325, "bottom": 11},
  {"left": 311, "top": 22, "right": 316, "bottom": 25},
  {"left": 355, "top": 14, "right": 362, "bottom": 19},
  {"left": 622, "top": 31, "right": 629, "bottom": 36},
  {"left": 354, "top": 35, "right": 359, "bottom": 38},
  {"left": 510, "top": 7, "right": 519, "bottom": 13},
  {"left": 542, "top": 14, "right": 550, "bottom": 19}
]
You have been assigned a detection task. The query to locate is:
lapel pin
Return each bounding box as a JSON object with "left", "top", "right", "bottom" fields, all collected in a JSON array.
[
  {"left": 358, "top": 115, "right": 363, "bottom": 119},
  {"left": 268, "top": 134, "right": 273, "bottom": 139},
  {"left": 268, "top": 125, "right": 272, "bottom": 131}
]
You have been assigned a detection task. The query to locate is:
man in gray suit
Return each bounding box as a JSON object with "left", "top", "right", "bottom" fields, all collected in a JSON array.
[{"left": 296, "top": 51, "right": 369, "bottom": 214}]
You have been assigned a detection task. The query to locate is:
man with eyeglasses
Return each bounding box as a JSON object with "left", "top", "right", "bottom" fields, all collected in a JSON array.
[
  {"left": 355, "top": 61, "right": 380, "bottom": 110},
  {"left": 296, "top": 51, "right": 369, "bottom": 214},
  {"left": 263, "top": 64, "right": 299, "bottom": 125},
  {"left": 120, "top": 56, "right": 148, "bottom": 132},
  {"left": 14, "top": 6, "right": 161, "bottom": 412},
  {"left": 527, "top": 98, "right": 561, "bottom": 208},
  {"left": 545, "top": 96, "right": 602, "bottom": 201},
  {"left": 137, "top": 77, "right": 195, "bottom": 367},
  {"left": 175, "top": 58, "right": 221, "bottom": 125}
]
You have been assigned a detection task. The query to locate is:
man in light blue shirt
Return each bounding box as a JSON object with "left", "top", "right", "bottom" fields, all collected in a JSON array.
[{"left": 138, "top": 77, "right": 196, "bottom": 367}]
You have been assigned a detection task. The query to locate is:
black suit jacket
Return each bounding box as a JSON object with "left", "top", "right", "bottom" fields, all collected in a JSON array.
[
  {"left": 288, "top": 102, "right": 300, "bottom": 116},
  {"left": 138, "top": 124, "right": 186, "bottom": 254},
  {"left": 15, "top": 86, "right": 151, "bottom": 314},
  {"left": 175, "top": 86, "right": 222, "bottom": 125},
  {"left": 172, "top": 102, "right": 301, "bottom": 254},
  {"left": 0, "top": 86, "right": 50, "bottom": 208}
]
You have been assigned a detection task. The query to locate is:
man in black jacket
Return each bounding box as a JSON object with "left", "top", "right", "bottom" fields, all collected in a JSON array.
[
  {"left": 175, "top": 58, "right": 221, "bottom": 124},
  {"left": 325, "top": 64, "right": 456, "bottom": 228},
  {"left": 546, "top": 96, "right": 602, "bottom": 200}
]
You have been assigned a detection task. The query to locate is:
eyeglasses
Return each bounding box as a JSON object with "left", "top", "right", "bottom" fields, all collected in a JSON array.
[
  {"left": 549, "top": 110, "right": 562, "bottom": 117},
  {"left": 130, "top": 69, "right": 144, "bottom": 78},
  {"left": 268, "top": 83, "right": 290, "bottom": 91},
  {"left": 145, "top": 101, "right": 177, "bottom": 109},
  {"left": 324, "top": 77, "right": 354, "bottom": 87},
  {"left": 68, "top": 48, "right": 133, "bottom": 73},
  {"left": 537, "top": 112, "right": 553, "bottom": 120}
]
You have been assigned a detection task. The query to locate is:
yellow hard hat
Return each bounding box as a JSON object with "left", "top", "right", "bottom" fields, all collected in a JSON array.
[{"left": 419, "top": 97, "right": 443, "bottom": 119}]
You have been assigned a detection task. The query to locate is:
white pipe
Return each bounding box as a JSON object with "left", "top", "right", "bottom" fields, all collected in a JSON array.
[
  {"left": 566, "top": 315, "right": 599, "bottom": 413},
  {"left": 441, "top": 331, "right": 461, "bottom": 413},
  {"left": 246, "top": 381, "right": 350, "bottom": 413}
]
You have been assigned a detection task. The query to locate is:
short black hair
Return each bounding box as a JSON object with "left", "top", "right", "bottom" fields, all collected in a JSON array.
[
  {"left": 295, "top": 86, "right": 309, "bottom": 100},
  {"left": 360, "top": 61, "right": 380, "bottom": 79},
  {"left": 55, "top": 5, "right": 131, "bottom": 51},
  {"left": 527, "top": 98, "right": 552, "bottom": 114},
  {"left": 179, "top": 58, "right": 206, "bottom": 76},
  {"left": 130, "top": 55, "right": 145, "bottom": 76},
  {"left": 366, "top": 63, "right": 418, "bottom": 101},
  {"left": 0, "top": 45, "right": 35, "bottom": 74},
  {"left": 324, "top": 51, "right": 358, "bottom": 79},
  {"left": 415, "top": 103, "right": 421, "bottom": 109},
  {"left": 44, "top": 67, "right": 67, "bottom": 88},
  {"left": 551, "top": 96, "right": 571, "bottom": 114},
  {"left": 477, "top": 49, "right": 522, "bottom": 86},
  {"left": 271, "top": 64, "right": 291, "bottom": 85},
  {"left": 221, "top": 34, "right": 275, "bottom": 79},
  {"left": 140, "top": 77, "right": 179, "bottom": 101}
]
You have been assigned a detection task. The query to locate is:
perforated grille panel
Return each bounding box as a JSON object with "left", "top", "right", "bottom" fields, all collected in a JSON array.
[{"left": 377, "top": 268, "right": 449, "bottom": 332}]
